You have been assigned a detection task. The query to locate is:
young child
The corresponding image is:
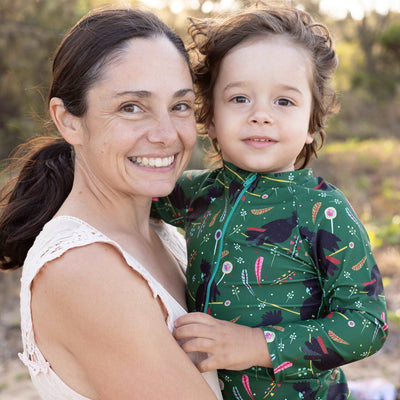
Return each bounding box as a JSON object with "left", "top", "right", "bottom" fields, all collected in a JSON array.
[{"left": 152, "top": 3, "right": 388, "bottom": 399}]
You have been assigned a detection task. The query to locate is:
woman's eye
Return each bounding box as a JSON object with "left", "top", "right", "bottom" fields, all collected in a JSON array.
[
  {"left": 121, "top": 103, "right": 142, "bottom": 113},
  {"left": 275, "top": 98, "right": 293, "bottom": 106},
  {"left": 231, "top": 95, "right": 249, "bottom": 104},
  {"left": 172, "top": 102, "right": 191, "bottom": 112}
]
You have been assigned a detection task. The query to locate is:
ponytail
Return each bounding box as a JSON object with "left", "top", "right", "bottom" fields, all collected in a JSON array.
[{"left": 0, "top": 137, "right": 74, "bottom": 270}]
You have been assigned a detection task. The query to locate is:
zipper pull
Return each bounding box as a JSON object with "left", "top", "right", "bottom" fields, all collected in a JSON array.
[{"left": 243, "top": 173, "right": 258, "bottom": 191}]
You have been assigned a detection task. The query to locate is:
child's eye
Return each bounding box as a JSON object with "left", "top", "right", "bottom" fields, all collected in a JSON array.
[
  {"left": 275, "top": 98, "right": 294, "bottom": 106},
  {"left": 120, "top": 103, "right": 142, "bottom": 113},
  {"left": 231, "top": 95, "right": 249, "bottom": 104}
]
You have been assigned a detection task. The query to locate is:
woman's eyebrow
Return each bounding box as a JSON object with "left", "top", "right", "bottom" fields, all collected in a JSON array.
[
  {"left": 173, "top": 88, "right": 195, "bottom": 98},
  {"left": 114, "top": 90, "right": 152, "bottom": 98},
  {"left": 114, "top": 88, "right": 195, "bottom": 99}
]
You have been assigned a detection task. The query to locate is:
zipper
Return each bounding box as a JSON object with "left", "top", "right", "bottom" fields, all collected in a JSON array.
[{"left": 203, "top": 173, "right": 258, "bottom": 313}]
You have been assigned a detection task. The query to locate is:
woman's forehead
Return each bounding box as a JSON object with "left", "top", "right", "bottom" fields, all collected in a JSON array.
[{"left": 86, "top": 37, "right": 193, "bottom": 100}]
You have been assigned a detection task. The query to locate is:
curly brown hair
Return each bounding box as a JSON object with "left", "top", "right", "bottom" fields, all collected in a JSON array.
[{"left": 188, "top": 1, "right": 339, "bottom": 169}]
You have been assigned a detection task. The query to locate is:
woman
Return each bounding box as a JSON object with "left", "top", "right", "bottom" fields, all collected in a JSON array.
[{"left": 0, "top": 8, "right": 222, "bottom": 400}]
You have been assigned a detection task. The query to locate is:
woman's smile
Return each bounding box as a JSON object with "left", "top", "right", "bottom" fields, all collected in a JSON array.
[{"left": 128, "top": 154, "right": 175, "bottom": 168}]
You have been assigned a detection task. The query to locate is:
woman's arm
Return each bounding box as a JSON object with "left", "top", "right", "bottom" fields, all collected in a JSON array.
[{"left": 31, "top": 242, "right": 218, "bottom": 399}]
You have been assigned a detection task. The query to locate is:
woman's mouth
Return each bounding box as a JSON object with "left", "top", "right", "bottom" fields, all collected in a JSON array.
[{"left": 129, "top": 155, "right": 175, "bottom": 168}]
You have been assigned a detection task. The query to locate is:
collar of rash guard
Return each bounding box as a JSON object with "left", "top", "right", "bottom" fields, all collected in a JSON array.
[{"left": 221, "top": 161, "right": 314, "bottom": 191}]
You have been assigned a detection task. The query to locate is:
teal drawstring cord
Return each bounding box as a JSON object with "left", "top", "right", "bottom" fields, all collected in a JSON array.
[{"left": 203, "top": 173, "right": 257, "bottom": 313}]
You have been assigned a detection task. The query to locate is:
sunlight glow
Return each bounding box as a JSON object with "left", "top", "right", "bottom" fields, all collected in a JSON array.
[
  {"left": 201, "top": 1, "right": 214, "bottom": 13},
  {"left": 169, "top": 0, "right": 185, "bottom": 14},
  {"left": 320, "top": 0, "right": 400, "bottom": 20},
  {"left": 139, "top": 0, "right": 400, "bottom": 19},
  {"left": 189, "top": 0, "right": 200, "bottom": 10},
  {"left": 139, "top": 0, "right": 164, "bottom": 10}
]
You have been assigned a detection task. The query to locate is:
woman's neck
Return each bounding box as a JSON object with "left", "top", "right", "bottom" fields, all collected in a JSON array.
[{"left": 55, "top": 179, "right": 153, "bottom": 239}]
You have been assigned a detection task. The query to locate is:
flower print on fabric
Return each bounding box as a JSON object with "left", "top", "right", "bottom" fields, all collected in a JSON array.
[{"left": 151, "top": 161, "right": 388, "bottom": 399}]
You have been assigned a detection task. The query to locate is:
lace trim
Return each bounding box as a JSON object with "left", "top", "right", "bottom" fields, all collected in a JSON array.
[
  {"left": 19, "top": 351, "right": 50, "bottom": 376},
  {"left": 19, "top": 324, "right": 50, "bottom": 375}
]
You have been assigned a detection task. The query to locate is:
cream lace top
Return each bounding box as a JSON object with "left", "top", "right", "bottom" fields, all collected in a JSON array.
[{"left": 19, "top": 216, "right": 223, "bottom": 400}]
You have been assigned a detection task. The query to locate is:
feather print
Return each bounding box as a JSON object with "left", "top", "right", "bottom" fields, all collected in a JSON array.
[
  {"left": 317, "top": 336, "right": 328, "bottom": 354},
  {"left": 352, "top": 255, "right": 367, "bottom": 271},
  {"left": 326, "top": 255, "right": 341, "bottom": 265},
  {"left": 273, "top": 361, "right": 293, "bottom": 374},
  {"left": 221, "top": 250, "right": 229, "bottom": 258},
  {"left": 230, "top": 315, "right": 241, "bottom": 323},
  {"left": 272, "top": 325, "right": 285, "bottom": 332},
  {"left": 186, "top": 171, "right": 194, "bottom": 180},
  {"left": 255, "top": 256, "right": 264, "bottom": 286},
  {"left": 209, "top": 210, "right": 220, "bottom": 227},
  {"left": 250, "top": 207, "right": 273, "bottom": 215},
  {"left": 312, "top": 202, "right": 322, "bottom": 224},
  {"left": 328, "top": 330, "right": 350, "bottom": 345},
  {"left": 242, "top": 375, "right": 255, "bottom": 400},
  {"left": 345, "top": 207, "right": 362, "bottom": 228},
  {"left": 381, "top": 312, "right": 389, "bottom": 331},
  {"left": 241, "top": 269, "right": 255, "bottom": 296},
  {"left": 233, "top": 386, "right": 244, "bottom": 400}
]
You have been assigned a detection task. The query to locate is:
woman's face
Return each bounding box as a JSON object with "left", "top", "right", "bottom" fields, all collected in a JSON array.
[{"left": 74, "top": 36, "right": 196, "bottom": 200}]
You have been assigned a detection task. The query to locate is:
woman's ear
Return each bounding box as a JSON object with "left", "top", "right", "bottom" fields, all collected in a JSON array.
[{"left": 49, "top": 97, "right": 83, "bottom": 145}]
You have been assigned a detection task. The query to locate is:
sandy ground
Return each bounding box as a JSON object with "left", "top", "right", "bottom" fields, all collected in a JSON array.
[{"left": 1, "top": 248, "right": 399, "bottom": 399}]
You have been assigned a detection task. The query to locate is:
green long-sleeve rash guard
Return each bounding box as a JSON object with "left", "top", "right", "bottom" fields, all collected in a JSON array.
[{"left": 151, "top": 161, "right": 388, "bottom": 399}]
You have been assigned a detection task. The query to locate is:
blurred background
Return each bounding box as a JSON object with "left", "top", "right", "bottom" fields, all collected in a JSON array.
[{"left": 0, "top": 0, "right": 399, "bottom": 398}]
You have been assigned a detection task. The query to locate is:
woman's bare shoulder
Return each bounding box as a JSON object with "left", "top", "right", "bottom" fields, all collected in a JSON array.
[{"left": 32, "top": 241, "right": 155, "bottom": 336}]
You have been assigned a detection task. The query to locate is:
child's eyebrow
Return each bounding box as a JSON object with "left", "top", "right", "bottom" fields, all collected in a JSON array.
[
  {"left": 222, "top": 81, "right": 248, "bottom": 92},
  {"left": 277, "top": 84, "right": 304, "bottom": 95},
  {"left": 222, "top": 82, "right": 305, "bottom": 96}
]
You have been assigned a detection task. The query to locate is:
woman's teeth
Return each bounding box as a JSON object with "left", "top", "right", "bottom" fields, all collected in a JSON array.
[{"left": 129, "top": 155, "right": 175, "bottom": 168}]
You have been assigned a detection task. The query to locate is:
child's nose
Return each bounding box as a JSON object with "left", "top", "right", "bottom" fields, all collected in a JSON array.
[{"left": 248, "top": 109, "right": 274, "bottom": 125}]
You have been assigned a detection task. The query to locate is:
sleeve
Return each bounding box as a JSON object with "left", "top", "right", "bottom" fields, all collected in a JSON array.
[
  {"left": 150, "top": 171, "right": 195, "bottom": 229},
  {"left": 267, "top": 194, "right": 388, "bottom": 383}
]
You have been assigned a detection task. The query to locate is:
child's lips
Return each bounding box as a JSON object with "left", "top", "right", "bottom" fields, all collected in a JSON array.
[{"left": 243, "top": 137, "right": 276, "bottom": 148}]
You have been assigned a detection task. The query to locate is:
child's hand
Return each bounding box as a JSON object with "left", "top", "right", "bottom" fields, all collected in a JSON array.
[{"left": 173, "top": 312, "right": 272, "bottom": 372}]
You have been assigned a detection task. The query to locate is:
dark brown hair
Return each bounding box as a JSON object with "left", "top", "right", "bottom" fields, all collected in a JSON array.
[
  {"left": 0, "top": 7, "right": 190, "bottom": 270},
  {"left": 188, "top": 1, "right": 339, "bottom": 168}
]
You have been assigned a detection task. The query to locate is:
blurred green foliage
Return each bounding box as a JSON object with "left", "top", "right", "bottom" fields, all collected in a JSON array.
[
  {"left": 311, "top": 138, "right": 400, "bottom": 248},
  {"left": 380, "top": 22, "right": 400, "bottom": 58}
]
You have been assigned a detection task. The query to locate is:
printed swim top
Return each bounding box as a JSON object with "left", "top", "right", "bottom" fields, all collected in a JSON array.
[
  {"left": 152, "top": 162, "right": 388, "bottom": 399},
  {"left": 19, "top": 216, "right": 223, "bottom": 400}
]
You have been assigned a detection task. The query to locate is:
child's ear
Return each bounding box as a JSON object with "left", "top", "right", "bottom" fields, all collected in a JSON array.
[
  {"left": 49, "top": 97, "right": 84, "bottom": 145},
  {"left": 208, "top": 120, "right": 217, "bottom": 139},
  {"left": 305, "top": 131, "right": 315, "bottom": 144}
]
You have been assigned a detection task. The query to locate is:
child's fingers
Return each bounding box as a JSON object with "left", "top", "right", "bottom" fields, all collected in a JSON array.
[
  {"left": 173, "top": 321, "right": 214, "bottom": 340},
  {"left": 174, "top": 312, "right": 215, "bottom": 327},
  {"left": 196, "top": 356, "right": 218, "bottom": 373},
  {"left": 180, "top": 337, "right": 214, "bottom": 354}
]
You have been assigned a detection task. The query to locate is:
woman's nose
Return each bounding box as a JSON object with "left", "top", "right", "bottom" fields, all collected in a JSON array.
[{"left": 148, "top": 117, "right": 178, "bottom": 145}]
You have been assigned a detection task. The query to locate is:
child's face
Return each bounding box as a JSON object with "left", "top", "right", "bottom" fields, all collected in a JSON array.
[{"left": 209, "top": 34, "right": 314, "bottom": 173}]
